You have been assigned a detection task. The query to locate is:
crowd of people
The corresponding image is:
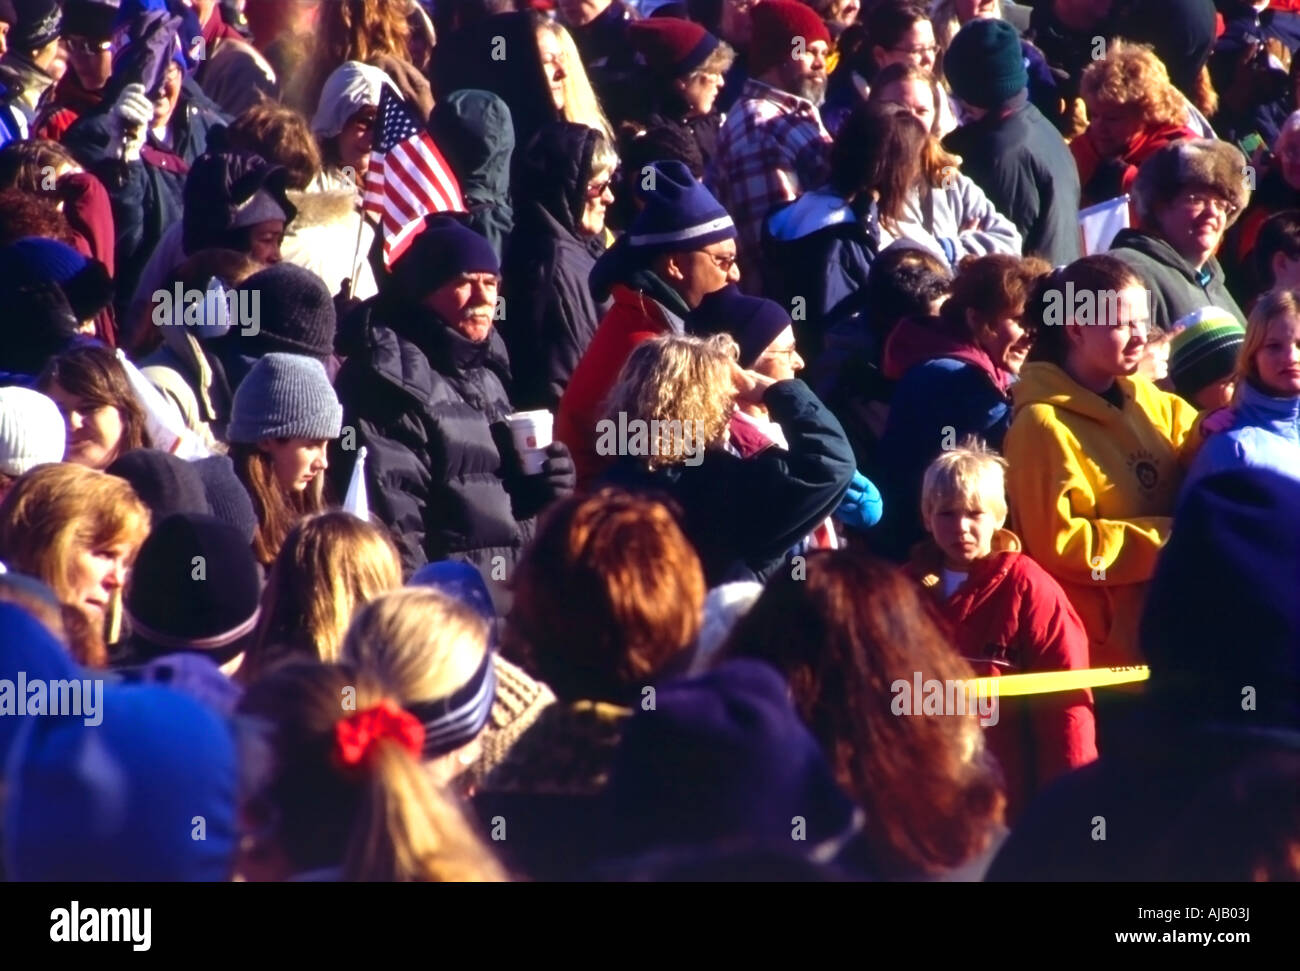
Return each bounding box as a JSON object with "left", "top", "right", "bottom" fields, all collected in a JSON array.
[{"left": 0, "top": 0, "right": 1298, "bottom": 882}]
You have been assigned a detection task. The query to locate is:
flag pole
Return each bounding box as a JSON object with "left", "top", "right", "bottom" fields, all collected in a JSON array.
[{"left": 348, "top": 193, "right": 367, "bottom": 298}]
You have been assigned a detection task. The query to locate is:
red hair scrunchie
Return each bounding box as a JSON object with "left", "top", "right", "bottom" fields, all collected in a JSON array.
[{"left": 333, "top": 699, "right": 425, "bottom": 771}]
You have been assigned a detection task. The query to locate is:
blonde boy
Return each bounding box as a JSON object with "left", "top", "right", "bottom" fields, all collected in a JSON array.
[{"left": 910, "top": 442, "right": 1097, "bottom": 820}]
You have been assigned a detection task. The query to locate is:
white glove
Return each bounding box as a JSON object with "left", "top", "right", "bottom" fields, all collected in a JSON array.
[{"left": 110, "top": 83, "right": 153, "bottom": 163}]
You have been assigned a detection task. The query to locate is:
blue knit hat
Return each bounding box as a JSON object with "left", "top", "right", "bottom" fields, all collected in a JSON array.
[
  {"left": 0, "top": 600, "right": 80, "bottom": 772},
  {"left": 392, "top": 213, "right": 501, "bottom": 298},
  {"left": 604, "top": 659, "right": 860, "bottom": 857},
  {"left": 1142, "top": 470, "right": 1300, "bottom": 732},
  {"left": 943, "top": 18, "right": 1028, "bottom": 109},
  {"left": 685, "top": 282, "right": 791, "bottom": 368},
  {"left": 0, "top": 237, "right": 114, "bottom": 322},
  {"left": 627, "top": 160, "right": 736, "bottom": 253},
  {"left": 4, "top": 682, "right": 240, "bottom": 881},
  {"left": 227, "top": 353, "right": 343, "bottom": 444}
]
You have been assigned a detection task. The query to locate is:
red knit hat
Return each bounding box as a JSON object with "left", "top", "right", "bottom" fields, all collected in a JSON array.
[
  {"left": 749, "top": 0, "right": 832, "bottom": 77},
  {"left": 628, "top": 16, "right": 719, "bottom": 77}
]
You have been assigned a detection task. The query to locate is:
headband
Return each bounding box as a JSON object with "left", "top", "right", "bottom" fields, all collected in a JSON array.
[{"left": 404, "top": 649, "right": 497, "bottom": 760}]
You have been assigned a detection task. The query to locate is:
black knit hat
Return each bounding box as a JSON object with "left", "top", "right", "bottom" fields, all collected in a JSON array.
[
  {"left": 125, "top": 513, "right": 262, "bottom": 665},
  {"left": 238, "top": 263, "right": 337, "bottom": 360},
  {"left": 391, "top": 213, "right": 500, "bottom": 299},
  {"left": 192, "top": 454, "right": 257, "bottom": 544},
  {"left": 63, "top": 0, "right": 121, "bottom": 41},
  {"left": 10, "top": 0, "right": 61, "bottom": 51},
  {"left": 107, "top": 449, "right": 213, "bottom": 523}
]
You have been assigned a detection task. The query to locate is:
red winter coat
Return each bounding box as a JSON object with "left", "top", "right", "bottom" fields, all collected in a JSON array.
[
  {"left": 556, "top": 282, "right": 677, "bottom": 487},
  {"left": 908, "top": 530, "right": 1098, "bottom": 821}
]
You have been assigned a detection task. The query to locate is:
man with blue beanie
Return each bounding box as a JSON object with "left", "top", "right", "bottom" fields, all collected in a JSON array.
[
  {"left": 557, "top": 158, "right": 739, "bottom": 485},
  {"left": 332, "top": 214, "right": 576, "bottom": 612}
]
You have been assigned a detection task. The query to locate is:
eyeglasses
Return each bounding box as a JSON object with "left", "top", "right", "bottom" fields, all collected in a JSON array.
[
  {"left": 763, "top": 345, "right": 800, "bottom": 362},
  {"left": 707, "top": 253, "right": 738, "bottom": 272},
  {"left": 892, "top": 44, "right": 938, "bottom": 57},
  {"left": 66, "top": 36, "right": 112, "bottom": 55},
  {"left": 586, "top": 177, "right": 613, "bottom": 199},
  {"left": 1180, "top": 190, "right": 1238, "bottom": 219}
]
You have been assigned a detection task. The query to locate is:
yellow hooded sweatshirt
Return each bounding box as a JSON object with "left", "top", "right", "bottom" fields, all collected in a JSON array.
[{"left": 1003, "top": 362, "right": 1202, "bottom": 669}]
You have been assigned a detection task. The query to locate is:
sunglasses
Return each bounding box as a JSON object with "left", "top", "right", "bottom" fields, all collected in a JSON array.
[{"left": 66, "top": 36, "right": 113, "bottom": 55}]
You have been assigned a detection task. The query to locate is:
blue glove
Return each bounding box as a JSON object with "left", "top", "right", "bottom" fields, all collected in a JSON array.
[{"left": 835, "top": 471, "right": 883, "bottom": 530}]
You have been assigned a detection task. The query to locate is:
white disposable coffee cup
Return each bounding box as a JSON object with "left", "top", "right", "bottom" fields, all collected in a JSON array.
[{"left": 505, "top": 410, "right": 553, "bottom": 475}]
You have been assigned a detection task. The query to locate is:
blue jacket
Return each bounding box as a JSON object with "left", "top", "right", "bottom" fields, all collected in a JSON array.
[
  {"left": 761, "top": 188, "right": 877, "bottom": 356},
  {"left": 1184, "top": 382, "right": 1300, "bottom": 492}
]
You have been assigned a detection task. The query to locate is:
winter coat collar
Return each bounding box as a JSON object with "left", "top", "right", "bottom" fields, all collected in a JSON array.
[
  {"left": 1110, "top": 227, "right": 1223, "bottom": 285},
  {"left": 1234, "top": 381, "right": 1300, "bottom": 440},
  {"left": 284, "top": 188, "right": 359, "bottom": 232},
  {"left": 882, "top": 314, "right": 1015, "bottom": 394},
  {"left": 408, "top": 309, "right": 513, "bottom": 386},
  {"left": 883, "top": 317, "right": 1013, "bottom": 397},
  {"left": 1011, "top": 360, "right": 1141, "bottom": 424},
  {"left": 607, "top": 281, "right": 688, "bottom": 335},
  {"left": 739, "top": 77, "right": 820, "bottom": 116},
  {"left": 590, "top": 237, "right": 691, "bottom": 322},
  {"left": 909, "top": 529, "right": 1023, "bottom": 601}
]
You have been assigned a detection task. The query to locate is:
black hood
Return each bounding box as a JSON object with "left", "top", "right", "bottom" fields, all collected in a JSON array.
[{"left": 515, "top": 121, "right": 600, "bottom": 238}]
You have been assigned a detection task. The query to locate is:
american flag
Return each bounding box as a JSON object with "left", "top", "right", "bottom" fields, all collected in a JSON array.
[{"left": 363, "top": 85, "right": 465, "bottom": 267}]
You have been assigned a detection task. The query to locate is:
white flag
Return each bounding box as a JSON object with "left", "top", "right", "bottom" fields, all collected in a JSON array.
[
  {"left": 115, "top": 349, "right": 211, "bottom": 460},
  {"left": 342, "top": 446, "right": 370, "bottom": 521},
  {"left": 1079, "top": 195, "right": 1130, "bottom": 256}
]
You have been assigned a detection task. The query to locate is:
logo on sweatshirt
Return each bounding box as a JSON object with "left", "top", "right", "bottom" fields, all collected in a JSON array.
[{"left": 1128, "top": 449, "right": 1160, "bottom": 491}]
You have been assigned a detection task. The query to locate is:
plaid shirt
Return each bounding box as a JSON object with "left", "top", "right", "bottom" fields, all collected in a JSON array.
[{"left": 711, "top": 79, "right": 831, "bottom": 289}]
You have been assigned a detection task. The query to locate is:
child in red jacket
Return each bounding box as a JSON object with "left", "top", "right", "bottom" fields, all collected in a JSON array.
[{"left": 907, "top": 442, "right": 1098, "bottom": 820}]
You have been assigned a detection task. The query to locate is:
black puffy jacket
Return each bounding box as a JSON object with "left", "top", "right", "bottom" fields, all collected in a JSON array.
[
  {"left": 501, "top": 122, "right": 609, "bottom": 411},
  {"left": 601, "top": 380, "right": 856, "bottom": 586},
  {"left": 331, "top": 299, "right": 541, "bottom": 609}
]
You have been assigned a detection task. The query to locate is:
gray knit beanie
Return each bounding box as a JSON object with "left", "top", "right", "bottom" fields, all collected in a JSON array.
[{"left": 227, "top": 353, "right": 343, "bottom": 444}]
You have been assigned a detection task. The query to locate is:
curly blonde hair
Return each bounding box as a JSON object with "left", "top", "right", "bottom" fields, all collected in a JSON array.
[
  {"left": 1080, "top": 39, "right": 1187, "bottom": 131},
  {"left": 601, "top": 334, "right": 737, "bottom": 470}
]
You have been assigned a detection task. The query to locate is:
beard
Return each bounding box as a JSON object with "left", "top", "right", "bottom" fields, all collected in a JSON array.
[{"left": 797, "top": 74, "right": 827, "bottom": 107}]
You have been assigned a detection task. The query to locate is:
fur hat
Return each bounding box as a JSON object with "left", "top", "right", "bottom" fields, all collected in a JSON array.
[{"left": 1131, "top": 139, "right": 1251, "bottom": 229}]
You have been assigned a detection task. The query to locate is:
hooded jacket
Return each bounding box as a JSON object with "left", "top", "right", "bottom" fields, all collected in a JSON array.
[
  {"left": 330, "top": 298, "right": 541, "bottom": 608},
  {"left": 432, "top": 12, "right": 560, "bottom": 150},
  {"left": 1184, "top": 381, "right": 1300, "bottom": 490},
  {"left": 761, "top": 187, "right": 878, "bottom": 355},
  {"left": 907, "top": 528, "right": 1097, "bottom": 822},
  {"left": 502, "top": 122, "right": 609, "bottom": 412},
  {"left": 942, "top": 95, "right": 1082, "bottom": 267},
  {"left": 601, "top": 379, "right": 857, "bottom": 586},
  {"left": 556, "top": 247, "right": 693, "bottom": 487},
  {"left": 1108, "top": 227, "right": 1246, "bottom": 333},
  {"left": 427, "top": 90, "right": 515, "bottom": 263},
  {"left": 181, "top": 147, "right": 297, "bottom": 255},
  {"left": 873, "top": 315, "right": 1016, "bottom": 560},
  {"left": 1002, "top": 361, "right": 1202, "bottom": 668}
]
